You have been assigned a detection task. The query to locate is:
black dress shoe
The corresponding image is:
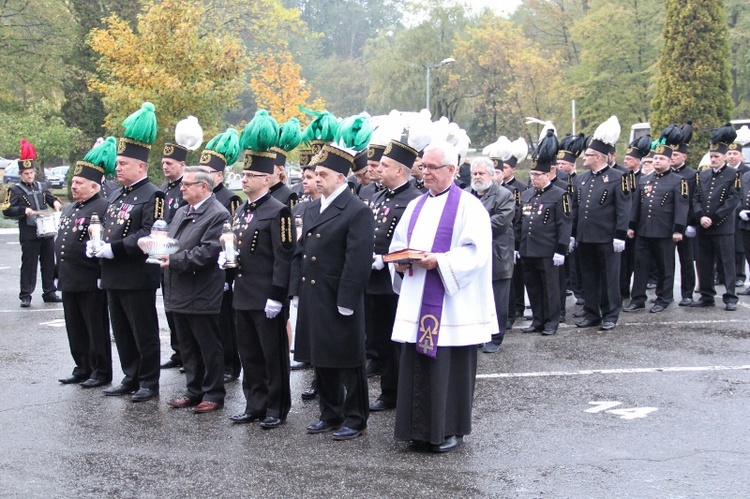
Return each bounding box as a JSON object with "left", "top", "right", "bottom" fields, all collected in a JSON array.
[
  {"left": 260, "top": 416, "right": 285, "bottom": 429},
  {"left": 481, "top": 342, "right": 501, "bottom": 353},
  {"left": 131, "top": 387, "right": 158, "bottom": 402},
  {"left": 575, "top": 318, "right": 601, "bottom": 328},
  {"left": 725, "top": 303, "right": 738, "bottom": 311},
  {"left": 738, "top": 287, "right": 750, "bottom": 296},
  {"left": 103, "top": 384, "right": 137, "bottom": 396},
  {"left": 599, "top": 321, "right": 616, "bottom": 331},
  {"left": 408, "top": 439, "right": 431, "bottom": 449},
  {"left": 649, "top": 304, "right": 667, "bottom": 313},
  {"left": 623, "top": 303, "right": 645, "bottom": 312},
  {"left": 290, "top": 361, "right": 311, "bottom": 371},
  {"left": 301, "top": 388, "right": 318, "bottom": 400},
  {"left": 43, "top": 293, "right": 63, "bottom": 303},
  {"left": 160, "top": 359, "right": 182, "bottom": 369},
  {"left": 541, "top": 329, "right": 557, "bottom": 336},
  {"left": 573, "top": 309, "right": 587, "bottom": 318},
  {"left": 505, "top": 319, "right": 514, "bottom": 330},
  {"left": 332, "top": 426, "right": 367, "bottom": 440},
  {"left": 678, "top": 298, "right": 693, "bottom": 306},
  {"left": 366, "top": 363, "right": 381, "bottom": 377},
  {"left": 59, "top": 374, "right": 88, "bottom": 384},
  {"left": 20, "top": 297, "right": 31, "bottom": 308},
  {"left": 223, "top": 373, "right": 237, "bottom": 383},
  {"left": 431, "top": 435, "right": 460, "bottom": 453},
  {"left": 79, "top": 378, "right": 110, "bottom": 388},
  {"left": 736, "top": 279, "right": 745, "bottom": 287},
  {"left": 306, "top": 420, "right": 341, "bottom": 434},
  {"left": 369, "top": 399, "right": 395, "bottom": 412},
  {"left": 689, "top": 300, "right": 715, "bottom": 308},
  {"left": 229, "top": 413, "right": 262, "bottom": 424},
  {"left": 521, "top": 326, "right": 540, "bottom": 333}
]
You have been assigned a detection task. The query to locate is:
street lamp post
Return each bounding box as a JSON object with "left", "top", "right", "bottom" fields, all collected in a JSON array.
[{"left": 425, "top": 57, "right": 455, "bottom": 111}]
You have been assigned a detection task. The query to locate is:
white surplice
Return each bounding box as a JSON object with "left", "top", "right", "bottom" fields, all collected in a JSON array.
[{"left": 389, "top": 189, "right": 497, "bottom": 346}]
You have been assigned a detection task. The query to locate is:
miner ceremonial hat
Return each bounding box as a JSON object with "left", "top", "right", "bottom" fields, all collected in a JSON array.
[
  {"left": 118, "top": 102, "right": 158, "bottom": 162},
  {"left": 240, "top": 110, "right": 278, "bottom": 175},
  {"left": 200, "top": 128, "right": 241, "bottom": 172},
  {"left": 19, "top": 139, "right": 36, "bottom": 171},
  {"left": 709, "top": 123, "right": 737, "bottom": 155},
  {"left": 271, "top": 117, "right": 303, "bottom": 167},
  {"left": 531, "top": 130, "right": 558, "bottom": 173},
  {"left": 163, "top": 116, "right": 203, "bottom": 163},
  {"left": 74, "top": 137, "right": 117, "bottom": 183},
  {"left": 382, "top": 140, "right": 419, "bottom": 168},
  {"left": 588, "top": 116, "right": 621, "bottom": 156}
]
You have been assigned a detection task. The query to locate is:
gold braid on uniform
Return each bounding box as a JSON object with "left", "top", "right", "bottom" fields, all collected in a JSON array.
[
  {"left": 280, "top": 212, "right": 294, "bottom": 249},
  {"left": 562, "top": 193, "right": 571, "bottom": 215},
  {"left": 621, "top": 175, "right": 629, "bottom": 193},
  {"left": 735, "top": 171, "right": 742, "bottom": 191},
  {"left": 514, "top": 190, "right": 521, "bottom": 206},
  {"left": 154, "top": 194, "right": 165, "bottom": 219},
  {"left": 680, "top": 179, "right": 689, "bottom": 198},
  {"left": 230, "top": 198, "right": 240, "bottom": 217}
]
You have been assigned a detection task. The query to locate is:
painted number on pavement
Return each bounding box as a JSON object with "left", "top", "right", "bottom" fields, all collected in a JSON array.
[{"left": 585, "top": 401, "right": 657, "bottom": 419}]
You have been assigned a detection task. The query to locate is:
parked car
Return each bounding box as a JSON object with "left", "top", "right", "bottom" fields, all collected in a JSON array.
[
  {"left": 46, "top": 166, "right": 69, "bottom": 189},
  {"left": 3, "top": 163, "right": 20, "bottom": 184}
]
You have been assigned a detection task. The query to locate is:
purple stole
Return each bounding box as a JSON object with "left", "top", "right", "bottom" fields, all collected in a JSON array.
[{"left": 406, "top": 183, "right": 462, "bottom": 358}]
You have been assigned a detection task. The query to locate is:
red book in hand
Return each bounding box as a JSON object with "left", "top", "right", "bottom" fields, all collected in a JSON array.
[{"left": 383, "top": 248, "right": 427, "bottom": 264}]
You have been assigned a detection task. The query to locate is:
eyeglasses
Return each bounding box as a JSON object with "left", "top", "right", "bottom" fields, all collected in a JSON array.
[
  {"left": 529, "top": 172, "right": 548, "bottom": 177},
  {"left": 180, "top": 181, "right": 205, "bottom": 188},
  {"left": 419, "top": 164, "right": 450, "bottom": 172},
  {"left": 242, "top": 173, "right": 270, "bottom": 179}
]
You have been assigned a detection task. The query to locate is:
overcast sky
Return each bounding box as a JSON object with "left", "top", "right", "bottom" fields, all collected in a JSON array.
[{"left": 465, "top": 0, "right": 522, "bottom": 16}]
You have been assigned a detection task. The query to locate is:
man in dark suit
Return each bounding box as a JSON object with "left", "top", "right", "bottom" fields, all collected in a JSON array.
[
  {"left": 2, "top": 141, "right": 62, "bottom": 307},
  {"left": 290, "top": 143, "right": 375, "bottom": 441},
  {"left": 624, "top": 145, "right": 688, "bottom": 313},
  {"left": 367, "top": 140, "right": 421, "bottom": 411},
  {"left": 468, "top": 157, "right": 515, "bottom": 352},
  {"left": 671, "top": 141, "right": 699, "bottom": 306},
  {"left": 726, "top": 137, "right": 750, "bottom": 286},
  {"left": 56, "top": 160, "right": 111, "bottom": 387},
  {"left": 161, "top": 166, "right": 229, "bottom": 413},
  {"left": 227, "top": 149, "right": 294, "bottom": 429},
  {"left": 268, "top": 147, "right": 298, "bottom": 209},
  {"left": 93, "top": 116, "right": 165, "bottom": 403}
]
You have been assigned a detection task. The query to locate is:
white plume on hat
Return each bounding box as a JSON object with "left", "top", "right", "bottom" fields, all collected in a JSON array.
[
  {"left": 734, "top": 125, "right": 750, "bottom": 146},
  {"left": 699, "top": 152, "right": 711, "bottom": 169},
  {"left": 593, "top": 115, "right": 621, "bottom": 146},
  {"left": 483, "top": 136, "right": 511, "bottom": 159},
  {"left": 175, "top": 116, "right": 204, "bottom": 151},
  {"left": 406, "top": 110, "right": 433, "bottom": 152},
  {"left": 525, "top": 117, "right": 556, "bottom": 141},
  {"left": 370, "top": 111, "right": 404, "bottom": 146},
  {"left": 510, "top": 137, "right": 529, "bottom": 162},
  {"left": 431, "top": 117, "right": 451, "bottom": 144},
  {"left": 449, "top": 128, "right": 471, "bottom": 159}
]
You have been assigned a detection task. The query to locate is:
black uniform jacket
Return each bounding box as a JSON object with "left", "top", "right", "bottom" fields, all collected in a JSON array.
[
  {"left": 693, "top": 165, "right": 741, "bottom": 236},
  {"left": 100, "top": 178, "right": 165, "bottom": 290},
  {"left": 2, "top": 180, "right": 59, "bottom": 242},
  {"left": 213, "top": 182, "right": 241, "bottom": 217},
  {"left": 573, "top": 165, "right": 630, "bottom": 243},
  {"left": 672, "top": 163, "right": 698, "bottom": 227},
  {"left": 269, "top": 181, "right": 298, "bottom": 209},
  {"left": 163, "top": 195, "right": 229, "bottom": 314},
  {"left": 368, "top": 181, "right": 421, "bottom": 295},
  {"left": 55, "top": 193, "right": 108, "bottom": 292},
  {"left": 520, "top": 183, "right": 572, "bottom": 258},
  {"left": 160, "top": 176, "right": 187, "bottom": 224},
  {"left": 630, "top": 169, "right": 689, "bottom": 238},
  {"left": 231, "top": 193, "right": 294, "bottom": 310},
  {"left": 289, "top": 187, "right": 375, "bottom": 368}
]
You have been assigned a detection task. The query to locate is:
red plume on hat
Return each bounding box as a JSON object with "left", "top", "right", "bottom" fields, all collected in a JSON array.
[{"left": 20, "top": 139, "right": 36, "bottom": 161}]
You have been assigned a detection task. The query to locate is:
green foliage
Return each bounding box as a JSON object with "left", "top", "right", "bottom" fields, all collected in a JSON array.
[
  {"left": 727, "top": 0, "right": 750, "bottom": 118},
  {"left": 651, "top": 0, "right": 733, "bottom": 149},
  {"left": 0, "top": 111, "right": 85, "bottom": 166}
]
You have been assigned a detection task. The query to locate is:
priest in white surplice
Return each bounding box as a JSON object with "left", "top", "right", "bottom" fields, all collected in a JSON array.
[{"left": 389, "top": 140, "right": 497, "bottom": 453}]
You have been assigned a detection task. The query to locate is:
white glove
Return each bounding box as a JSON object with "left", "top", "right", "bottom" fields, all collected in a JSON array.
[
  {"left": 85, "top": 240, "right": 96, "bottom": 258},
  {"left": 553, "top": 253, "right": 565, "bottom": 266},
  {"left": 337, "top": 306, "right": 354, "bottom": 316},
  {"left": 218, "top": 251, "right": 227, "bottom": 269},
  {"left": 97, "top": 279, "right": 102, "bottom": 289},
  {"left": 514, "top": 251, "right": 520, "bottom": 263},
  {"left": 291, "top": 296, "right": 299, "bottom": 308},
  {"left": 53, "top": 278, "right": 58, "bottom": 288},
  {"left": 94, "top": 243, "right": 114, "bottom": 259},
  {"left": 223, "top": 282, "right": 230, "bottom": 292},
  {"left": 685, "top": 225, "right": 696, "bottom": 238},
  {"left": 264, "top": 299, "right": 283, "bottom": 319},
  {"left": 613, "top": 239, "right": 625, "bottom": 253},
  {"left": 569, "top": 237, "right": 576, "bottom": 253},
  {"left": 740, "top": 211, "right": 750, "bottom": 222},
  {"left": 372, "top": 254, "right": 385, "bottom": 270}
]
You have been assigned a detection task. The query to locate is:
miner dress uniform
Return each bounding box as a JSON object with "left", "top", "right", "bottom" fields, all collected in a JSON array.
[
  {"left": 672, "top": 162, "right": 699, "bottom": 302},
  {"left": 56, "top": 190, "right": 111, "bottom": 384}
]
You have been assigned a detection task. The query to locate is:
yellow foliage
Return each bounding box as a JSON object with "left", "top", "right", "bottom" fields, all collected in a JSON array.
[{"left": 250, "top": 50, "right": 317, "bottom": 123}]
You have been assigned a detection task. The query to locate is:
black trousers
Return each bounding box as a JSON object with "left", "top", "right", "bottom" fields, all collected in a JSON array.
[
  {"left": 741, "top": 230, "right": 750, "bottom": 287},
  {"left": 315, "top": 365, "right": 368, "bottom": 431},
  {"left": 366, "top": 293, "right": 400, "bottom": 405},
  {"left": 107, "top": 289, "right": 160, "bottom": 390},
  {"left": 220, "top": 288, "right": 241, "bottom": 377},
  {"left": 235, "top": 309, "right": 291, "bottom": 419},
  {"left": 62, "top": 290, "right": 111, "bottom": 382},
  {"left": 490, "top": 278, "right": 510, "bottom": 345},
  {"left": 523, "top": 256, "right": 561, "bottom": 331},
  {"left": 173, "top": 312, "right": 225, "bottom": 403},
  {"left": 20, "top": 237, "right": 56, "bottom": 300},
  {"left": 697, "top": 233, "right": 737, "bottom": 304},
  {"left": 578, "top": 242, "right": 621, "bottom": 323},
  {"left": 630, "top": 237, "right": 676, "bottom": 306},
  {"left": 161, "top": 274, "right": 181, "bottom": 364},
  {"left": 508, "top": 259, "right": 526, "bottom": 320},
  {"left": 675, "top": 236, "right": 696, "bottom": 299},
  {"left": 620, "top": 236, "right": 636, "bottom": 299},
  {"left": 735, "top": 228, "right": 746, "bottom": 281},
  {"left": 569, "top": 247, "right": 584, "bottom": 300}
]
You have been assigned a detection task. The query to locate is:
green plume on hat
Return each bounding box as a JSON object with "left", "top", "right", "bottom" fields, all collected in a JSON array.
[
  {"left": 239, "top": 109, "right": 279, "bottom": 152},
  {"left": 335, "top": 113, "right": 372, "bottom": 152},
  {"left": 206, "top": 128, "right": 241, "bottom": 165},
  {"left": 651, "top": 137, "right": 666, "bottom": 150},
  {"left": 299, "top": 105, "right": 338, "bottom": 143},
  {"left": 122, "top": 102, "right": 158, "bottom": 145},
  {"left": 83, "top": 137, "right": 117, "bottom": 176},
  {"left": 277, "top": 118, "right": 302, "bottom": 152}
]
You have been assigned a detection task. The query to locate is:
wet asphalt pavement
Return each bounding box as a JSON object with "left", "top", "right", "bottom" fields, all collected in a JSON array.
[{"left": 0, "top": 228, "right": 749, "bottom": 498}]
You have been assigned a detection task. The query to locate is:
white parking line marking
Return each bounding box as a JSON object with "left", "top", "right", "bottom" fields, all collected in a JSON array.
[
  {"left": 477, "top": 365, "right": 750, "bottom": 379},
  {"left": 39, "top": 319, "right": 66, "bottom": 328}
]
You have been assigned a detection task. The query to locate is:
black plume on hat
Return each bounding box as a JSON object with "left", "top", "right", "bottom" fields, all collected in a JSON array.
[
  {"left": 557, "top": 133, "right": 586, "bottom": 163},
  {"left": 626, "top": 135, "right": 652, "bottom": 159},
  {"left": 680, "top": 121, "right": 693, "bottom": 145},
  {"left": 711, "top": 123, "right": 737, "bottom": 145},
  {"left": 659, "top": 124, "right": 683, "bottom": 147},
  {"left": 531, "top": 130, "right": 559, "bottom": 173}
]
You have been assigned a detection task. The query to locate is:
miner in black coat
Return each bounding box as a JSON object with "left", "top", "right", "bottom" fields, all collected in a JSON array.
[{"left": 289, "top": 144, "right": 375, "bottom": 441}]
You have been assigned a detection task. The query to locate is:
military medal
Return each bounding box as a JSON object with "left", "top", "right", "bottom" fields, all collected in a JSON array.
[
  {"left": 603, "top": 175, "right": 609, "bottom": 183},
  {"left": 245, "top": 213, "right": 253, "bottom": 223}
]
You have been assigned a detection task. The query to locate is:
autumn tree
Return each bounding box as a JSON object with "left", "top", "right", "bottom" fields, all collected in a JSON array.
[
  {"left": 651, "top": 0, "right": 732, "bottom": 148},
  {"left": 250, "top": 50, "right": 315, "bottom": 122},
  {"left": 512, "top": 0, "right": 589, "bottom": 66},
  {"left": 88, "top": 0, "right": 246, "bottom": 173}
]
